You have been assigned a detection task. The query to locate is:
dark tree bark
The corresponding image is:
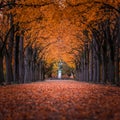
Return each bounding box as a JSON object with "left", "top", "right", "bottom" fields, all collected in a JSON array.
[
  {"left": 86, "top": 46, "right": 89, "bottom": 82},
  {"left": 19, "top": 36, "right": 24, "bottom": 83},
  {"left": 115, "top": 34, "right": 120, "bottom": 85},
  {"left": 85, "top": 44, "right": 89, "bottom": 82},
  {"left": 5, "top": 14, "right": 14, "bottom": 83},
  {"left": 89, "top": 44, "right": 93, "bottom": 82},
  {"left": 101, "top": 48, "right": 107, "bottom": 84},
  {"left": 5, "top": 54, "right": 13, "bottom": 83},
  {"left": 14, "top": 35, "right": 19, "bottom": 83},
  {"left": 96, "top": 56, "right": 100, "bottom": 83},
  {"left": 24, "top": 46, "right": 32, "bottom": 83},
  {"left": 41, "top": 60, "right": 45, "bottom": 81},
  {"left": 81, "top": 56, "right": 84, "bottom": 81},
  {"left": 92, "top": 40, "right": 97, "bottom": 83},
  {"left": 75, "top": 62, "right": 80, "bottom": 81},
  {"left": 0, "top": 38, "right": 4, "bottom": 83},
  {"left": 0, "top": 53, "right": 4, "bottom": 83}
]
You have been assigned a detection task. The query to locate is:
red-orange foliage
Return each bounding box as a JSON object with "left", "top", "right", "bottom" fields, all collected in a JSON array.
[{"left": 1, "top": 0, "right": 120, "bottom": 66}]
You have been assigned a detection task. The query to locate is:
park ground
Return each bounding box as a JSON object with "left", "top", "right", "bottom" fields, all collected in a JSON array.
[{"left": 0, "top": 80, "right": 120, "bottom": 120}]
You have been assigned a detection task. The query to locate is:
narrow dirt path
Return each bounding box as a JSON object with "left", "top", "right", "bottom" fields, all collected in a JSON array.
[{"left": 0, "top": 80, "right": 120, "bottom": 120}]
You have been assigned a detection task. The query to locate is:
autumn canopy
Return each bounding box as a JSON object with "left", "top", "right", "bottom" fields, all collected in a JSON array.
[{"left": 1, "top": 0, "right": 118, "bottom": 65}]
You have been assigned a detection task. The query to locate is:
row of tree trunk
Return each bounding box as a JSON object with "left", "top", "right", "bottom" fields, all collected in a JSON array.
[
  {"left": 0, "top": 35, "right": 45, "bottom": 84},
  {"left": 75, "top": 19, "right": 120, "bottom": 85},
  {"left": 0, "top": 14, "right": 45, "bottom": 84}
]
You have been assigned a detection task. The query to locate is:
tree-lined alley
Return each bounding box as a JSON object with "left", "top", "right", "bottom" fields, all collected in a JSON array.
[{"left": 0, "top": 1, "right": 120, "bottom": 119}]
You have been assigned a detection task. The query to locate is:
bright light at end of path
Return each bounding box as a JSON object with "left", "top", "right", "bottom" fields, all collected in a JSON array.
[{"left": 56, "top": 0, "right": 66, "bottom": 9}]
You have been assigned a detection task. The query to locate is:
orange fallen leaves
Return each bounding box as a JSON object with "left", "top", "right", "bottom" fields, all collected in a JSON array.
[{"left": 0, "top": 80, "right": 120, "bottom": 120}]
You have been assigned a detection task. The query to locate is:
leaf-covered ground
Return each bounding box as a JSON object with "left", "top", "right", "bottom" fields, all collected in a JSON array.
[{"left": 0, "top": 80, "right": 120, "bottom": 120}]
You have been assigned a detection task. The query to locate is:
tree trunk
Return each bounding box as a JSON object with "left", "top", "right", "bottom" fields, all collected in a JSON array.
[
  {"left": 0, "top": 54, "right": 4, "bottom": 83},
  {"left": 41, "top": 61, "right": 45, "bottom": 80},
  {"left": 89, "top": 46, "right": 93, "bottom": 82},
  {"left": 81, "top": 58, "right": 84, "bottom": 81},
  {"left": 19, "top": 36, "right": 24, "bottom": 83},
  {"left": 87, "top": 50, "right": 89, "bottom": 82},
  {"left": 24, "top": 59, "right": 29, "bottom": 83},
  {"left": 39, "top": 61, "right": 42, "bottom": 80},
  {"left": 76, "top": 63, "right": 79, "bottom": 80},
  {"left": 79, "top": 63, "right": 81, "bottom": 81},
  {"left": 101, "top": 53, "right": 107, "bottom": 84},
  {"left": 115, "top": 42, "right": 120, "bottom": 85},
  {"left": 96, "top": 57, "right": 100, "bottom": 83},
  {"left": 5, "top": 55, "right": 13, "bottom": 83},
  {"left": 85, "top": 48, "right": 89, "bottom": 82},
  {"left": 83, "top": 52, "right": 86, "bottom": 81},
  {"left": 5, "top": 13, "right": 14, "bottom": 84},
  {"left": 108, "top": 59, "right": 115, "bottom": 84},
  {"left": 93, "top": 50, "right": 97, "bottom": 83},
  {"left": 24, "top": 47, "right": 32, "bottom": 83},
  {"left": 14, "top": 35, "right": 19, "bottom": 83}
]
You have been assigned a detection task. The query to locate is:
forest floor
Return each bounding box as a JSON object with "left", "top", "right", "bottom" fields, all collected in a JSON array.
[{"left": 0, "top": 80, "right": 120, "bottom": 120}]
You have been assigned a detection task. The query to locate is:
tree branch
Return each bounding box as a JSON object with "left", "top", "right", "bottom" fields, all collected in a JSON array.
[{"left": 0, "top": 1, "right": 53, "bottom": 9}]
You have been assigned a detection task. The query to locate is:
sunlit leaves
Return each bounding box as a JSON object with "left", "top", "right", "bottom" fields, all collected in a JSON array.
[{"left": 1, "top": 0, "right": 120, "bottom": 68}]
